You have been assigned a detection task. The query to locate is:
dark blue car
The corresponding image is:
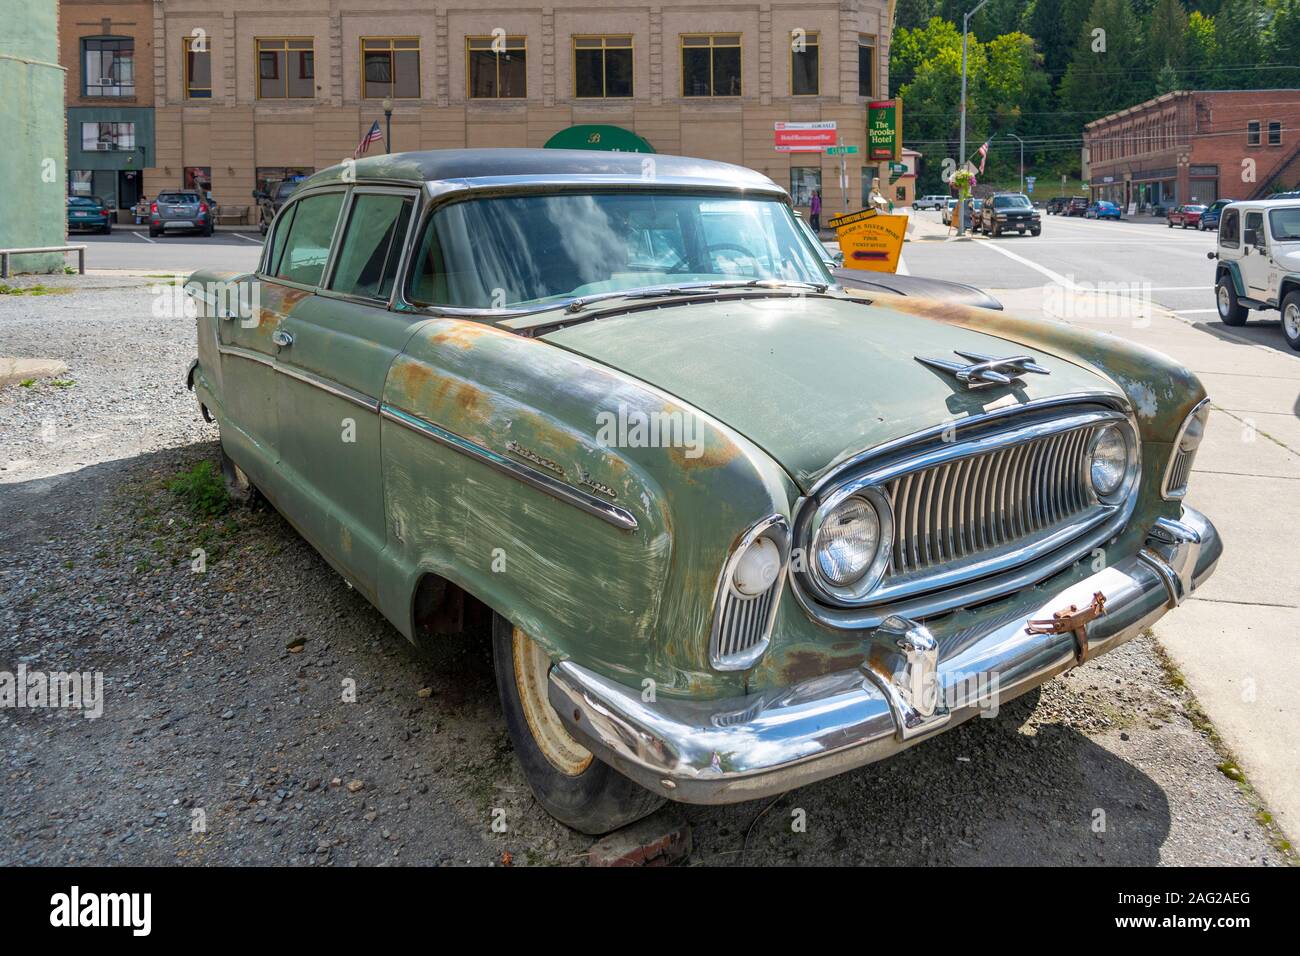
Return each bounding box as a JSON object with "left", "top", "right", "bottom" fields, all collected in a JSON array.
[
  {"left": 67, "top": 195, "right": 113, "bottom": 234},
  {"left": 1086, "top": 200, "right": 1122, "bottom": 221},
  {"left": 1198, "top": 199, "right": 1232, "bottom": 231}
]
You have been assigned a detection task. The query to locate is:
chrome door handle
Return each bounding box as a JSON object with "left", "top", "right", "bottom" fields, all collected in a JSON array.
[{"left": 271, "top": 329, "right": 294, "bottom": 348}]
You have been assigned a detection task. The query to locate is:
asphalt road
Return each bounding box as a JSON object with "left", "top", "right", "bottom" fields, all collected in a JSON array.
[{"left": 72, "top": 229, "right": 265, "bottom": 275}]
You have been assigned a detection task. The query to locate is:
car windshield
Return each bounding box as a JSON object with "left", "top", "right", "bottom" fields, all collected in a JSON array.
[
  {"left": 1270, "top": 207, "right": 1300, "bottom": 241},
  {"left": 993, "top": 195, "right": 1031, "bottom": 209},
  {"left": 67, "top": 197, "right": 97, "bottom": 207},
  {"left": 406, "top": 192, "right": 831, "bottom": 309}
]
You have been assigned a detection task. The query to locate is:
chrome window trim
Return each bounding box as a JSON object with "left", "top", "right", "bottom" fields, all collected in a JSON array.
[
  {"left": 1161, "top": 397, "right": 1211, "bottom": 500},
  {"left": 379, "top": 404, "right": 639, "bottom": 533},
  {"left": 320, "top": 185, "right": 423, "bottom": 305},
  {"left": 709, "top": 514, "right": 791, "bottom": 671},
  {"left": 792, "top": 401, "right": 1141, "bottom": 625},
  {"left": 256, "top": 184, "right": 350, "bottom": 283}
]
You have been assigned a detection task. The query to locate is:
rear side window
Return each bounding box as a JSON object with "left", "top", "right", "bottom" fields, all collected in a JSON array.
[
  {"left": 271, "top": 192, "right": 344, "bottom": 286},
  {"left": 1220, "top": 209, "right": 1239, "bottom": 247},
  {"left": 329, "top": 193, "right": 414, "bottom": 301},
  {"left": 158, "top": 192, "right": 196, "bottom": 204}
]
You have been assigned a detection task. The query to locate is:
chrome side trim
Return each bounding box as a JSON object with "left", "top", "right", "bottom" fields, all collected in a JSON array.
[
  {"left": 1161, "top": 397, "right": 1211, "bottom": 500},
  {"left": 214, "top": 343, "right": 379, "bottom": 412},
  {"left": 379, "top": 404, "right": 639, "bottom": 533},
  {"left": 219, "top": 343, "right": 274, "bottom": 369}
]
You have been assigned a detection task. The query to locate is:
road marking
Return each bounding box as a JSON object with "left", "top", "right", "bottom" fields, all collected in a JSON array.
[
  {"left": 1175, "top": 308, "right": 1221, "bottom": 315},
  {"left": 131, "top": 231, "right": 156, "bottom": 244},
  {"left": 232, "top": 232, "right": 263, "bottom": 244},
  {"left": 975, "top": 238, "right": 1077, "bottom": 291}
]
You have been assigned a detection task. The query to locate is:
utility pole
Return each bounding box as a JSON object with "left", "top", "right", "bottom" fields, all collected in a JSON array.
[
  {"left": 1010, "top": 133, "right": 1024, "bottom": 193},
  {"left": 957, "top": 0, "right": 988, "bottom": 236}
]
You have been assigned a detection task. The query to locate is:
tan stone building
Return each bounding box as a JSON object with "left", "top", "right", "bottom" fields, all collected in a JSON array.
[{"left": 126, "top": 0, "right": 896, "bottom": 221}]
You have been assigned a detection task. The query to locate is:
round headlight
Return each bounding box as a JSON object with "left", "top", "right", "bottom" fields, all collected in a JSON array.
[
  {"left": 1089, "top": 424, "right": 1128, "bottom": 497},
  {"left": 813, "top": 496, "right": 881, "bottom": 587},
  {"left": 1179, "top": 413, "right": 1206, "bottom": 453},
  {"left": 733, "top": 537, "right": 782, "bottom": 596}
]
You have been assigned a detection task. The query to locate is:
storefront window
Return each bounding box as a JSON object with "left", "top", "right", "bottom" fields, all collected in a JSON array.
[{"left": 790, "top": 167, "right": 821, "bottom": 207}]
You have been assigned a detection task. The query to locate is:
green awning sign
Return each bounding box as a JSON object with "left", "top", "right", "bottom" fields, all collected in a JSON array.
[{"left": 543, "top": 125, "right": 655, "bottom": 154}]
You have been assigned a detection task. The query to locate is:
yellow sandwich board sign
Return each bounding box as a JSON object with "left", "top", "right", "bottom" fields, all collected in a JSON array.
[{"left": 830, "top": 209, "right": 908, "bottom": 273}]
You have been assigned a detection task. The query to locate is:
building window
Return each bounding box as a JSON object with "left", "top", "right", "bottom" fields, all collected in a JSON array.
[
  {"left": 362, "top": 37, "right": 420, "bottom": 99},
  {"left": 790, "top": 167, "right": 821, "bottom": 207},
  {"left": 1247, "top": 120, "right": 1261, "bottom": 146},
  {"left": 681, "top": 34, "right": 740, "bottom": 97},
  {"left": 574, "top": 36, "right": 633, "bottom": 98},
  {"left": 81, "top": 122, "right": 136, "bottom": 151},
  {"left": 83, "top": 37, "right": 134, "bottom": 97},
  {"left": 69, "top": 170, "right": 94, "bottom": 196},
  {"left": 184, "top": 36, "right": 211, "bottom": 99},
  {"left": 1268, "top": 121, "right": 1282, "bottom": 146},
  {"left": 257, "top": 38, "right": 315, "bottom": 99},
  {"left": 791, "top": 31, "right": 818, "bottom": 96},
  {"left": 858, "top": 35, "right": 876, "bottom": 98},
  {"left": 467, "top": 36, "right": 527, "bottom": 98}
]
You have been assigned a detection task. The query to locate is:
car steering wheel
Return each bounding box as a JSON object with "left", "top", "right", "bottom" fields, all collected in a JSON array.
[{"left": 705, "top": 242, "right": 761, "bottom": 277}]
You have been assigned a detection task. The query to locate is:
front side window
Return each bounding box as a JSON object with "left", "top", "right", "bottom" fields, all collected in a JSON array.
[
  {"left": 682, "top": 35, "right": 740, "bottom": 97},
  {"left": 791, "top": 31, "right": 818, "bottom": 95},
  {"left": 258, "top": 38, "right": 315, "bottom": 99},
  {"left": 330, "top": 193, "right": 415, "bottom": 300},
  {"left": 83, "top": 37, "right": 134, "bottom": 96},
  {"left": 362, "top": 37, "right": 420, "bottom": 99},
  {"left": 467, "top": 36, "right": 526, "bottom": 98},
  {"left": 270, "top": 192, "right": 344, "bottom": 286},
  {"left": 81, "top": 122, "right": 135, "bottom": 151},
  {"left": 1247, "top": 120, "right": 1261, "bottom": 146},
  {"left": 858, "top": 35, "right": 876, "bottom": 98},
  {"left": 1244, "top": 211, "right": 1265, "bottom": 248},
  {"left": 574, "top": 36, "right": 633, "bottom": 98},
  {"left": 406, "top": 192, "right": 828, "bottom": 309},
  {"left": 1270, "top": 207, "right": 1300, "bottom": 241},
  {"left": 185, "top": 37, "right": 212, "bottom": 99}
]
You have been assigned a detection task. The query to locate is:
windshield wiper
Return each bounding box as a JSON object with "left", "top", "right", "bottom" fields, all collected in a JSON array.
[{"left": 563, "top": 278, "right": 828, "bottom": 314}]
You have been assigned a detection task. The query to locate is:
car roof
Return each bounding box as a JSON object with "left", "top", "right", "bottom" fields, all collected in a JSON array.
[
  {"left": 1225, "top": 198, "right": 1300, "bottom": 209},
  {"left": 302, "top": 148, "right": 783, "bottom": 195}
]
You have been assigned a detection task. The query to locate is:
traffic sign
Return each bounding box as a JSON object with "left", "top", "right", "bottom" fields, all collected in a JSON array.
[{"left": 825, "top": 145, "right": 859, "bottom": 155}]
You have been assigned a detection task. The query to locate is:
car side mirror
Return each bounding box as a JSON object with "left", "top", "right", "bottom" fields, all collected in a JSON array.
[
  {"left": 1207, "top": 251, "right": 1217, "bottom": 260},
  {"left": 1244, "top": 228, "right": 1258, "bottom": 246}
]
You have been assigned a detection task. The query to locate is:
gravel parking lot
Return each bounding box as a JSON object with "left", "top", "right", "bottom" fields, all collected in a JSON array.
[{"left": 0, "top": 276, "right": 1291, "bottom": 866}]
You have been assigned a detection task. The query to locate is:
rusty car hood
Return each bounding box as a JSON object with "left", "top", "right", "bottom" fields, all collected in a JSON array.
[{"left": 540, "top": 294, "right": 1125, "bottom": 491}]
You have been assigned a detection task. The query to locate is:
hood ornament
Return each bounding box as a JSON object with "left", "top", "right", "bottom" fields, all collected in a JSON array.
[{"left": 915, "top": 350, "right": 1050, "bottom": 388}]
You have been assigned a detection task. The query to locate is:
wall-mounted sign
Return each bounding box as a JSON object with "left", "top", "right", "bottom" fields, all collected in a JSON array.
[
  {"left": 774, "top": 121, "right": 836, "bottom": 152},
  {"left": 544, "top": 125, "right": 655, "bottom": 153},
  {"left": 867, "top": 100, "right": 902, "bottom": 161}
]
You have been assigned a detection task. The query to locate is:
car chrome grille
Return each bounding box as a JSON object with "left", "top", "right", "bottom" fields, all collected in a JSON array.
[
  {"left": 714, "top": 586, "right": 779, "bottom": 664},
  {"left": 885, "top": 424, "right": 1097, "bottom": 578},
  {"left": 1165, "top": 447, "right": 1194, "bottom": 497}
]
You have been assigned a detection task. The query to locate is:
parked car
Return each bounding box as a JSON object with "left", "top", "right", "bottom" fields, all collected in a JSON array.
[
  {"left": 791, "top": 210, "right": 1003, "bottom": 311},
  {"left": 1064, "top": 197, "right": 1089, "bottom": 217},
  {"left": 941, "top": 197, "right": 960, "bottom": 225},
  {"left": 1167, "top": 204, "right": 1207, "bottom": 229},
  {"left": 1045, "top": 197, "right": 1066, "bottom": 215},
  {"left": 66, "top": 195, "right": 113, "bottom": 234},
  {"left": 975, "top": 192, "right": 1042, "bottom": 236},
  {"left": 253, "top": 179, "right": 302, "bottom": 236},
  {"left": 1086, "top": 200, "right": 1122, "bottom": 221},
  {"left": 913, "top": 194, "right": 949, "bottom": 211},
  {"left": 1198, "top": 199, "right": 1232, "bottom": 231},
  {"left": 1210, "top": 198, "right": 1300, "bottom": 350},
  {"left": 149, "top": 190, "right": 213, "bottom": 237},
  {"left": 186, "top": 148, "right": 1221, "bottom": 834}
]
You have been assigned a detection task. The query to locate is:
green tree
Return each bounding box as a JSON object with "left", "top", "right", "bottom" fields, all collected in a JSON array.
[
  {"left": 1184, "top": 10, "right": 1219, "bottom": 86},
  {"left": 1059, "top": 0, "right": 1148, "bottom": 119},
  {"left": 1214, "top": 0, "right": 1265, "bottom": 88},
  {"left": 895, "top": 0, "right": 936, "bottom": 30},
  {"left": 1148, "top": 0, "right": 1190, "bottom": 70},
  {"left": 1264, "top": 0, "right": 1300, "bottom": 87}
]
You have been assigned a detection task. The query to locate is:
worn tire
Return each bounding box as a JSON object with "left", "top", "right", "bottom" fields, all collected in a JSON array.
[
  {"left": 149, "top": 228, "right": 161, "bottom": 238},
  {"left": 1282, "top": 291, "right": 1300, "bottom": 352},
  {"left": 491, "top": 613, "right": 664, "bottom": 835},
  {"left": 1216, "top": 274, "right": 1249, "bottom": 326}
]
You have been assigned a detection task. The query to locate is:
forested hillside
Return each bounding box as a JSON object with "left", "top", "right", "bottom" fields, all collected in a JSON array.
[{"left": 893, "top": 0, "right": 1300, "bottom": 191}]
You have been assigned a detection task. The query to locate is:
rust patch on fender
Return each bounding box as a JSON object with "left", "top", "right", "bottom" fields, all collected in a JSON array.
[
  {"left": 781, "top": 649, "right": 867, "bottom": 685},
  {"left": 427, "top": 320, "right": 513, "bottom": 351}
]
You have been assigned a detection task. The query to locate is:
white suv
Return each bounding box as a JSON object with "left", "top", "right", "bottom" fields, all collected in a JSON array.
[
  {"left": 913, "top": 195, "right": 948, "bottom": 211},
  {"left": 1211, "top": 199, "right": 1300, "bottom": 351}
]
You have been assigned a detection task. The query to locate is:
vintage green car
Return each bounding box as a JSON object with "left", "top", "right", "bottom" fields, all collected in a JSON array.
[{"left": 186, "top": 149, "right": 1220, "bottom": 835}]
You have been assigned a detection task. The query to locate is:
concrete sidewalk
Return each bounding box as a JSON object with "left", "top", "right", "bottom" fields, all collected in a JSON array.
[{"left": 989, "top": 283, "right": 1300, "bottom": 843}]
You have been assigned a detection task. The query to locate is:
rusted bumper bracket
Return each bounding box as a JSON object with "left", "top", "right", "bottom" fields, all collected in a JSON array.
[{"left": 548, "top": 506, "right": 1220, "bottom": 806}]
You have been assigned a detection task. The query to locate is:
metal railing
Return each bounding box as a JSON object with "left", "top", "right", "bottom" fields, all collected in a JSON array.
[{"left": 0, "top": 245, "right": 86, "bottom": 279}]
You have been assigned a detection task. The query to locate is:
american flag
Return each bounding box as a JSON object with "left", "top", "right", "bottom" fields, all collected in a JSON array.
[
  {"left": 977, "top": 139, "right": 990, "bottom": 174},
  {"left": 354, "top": 120, "right": 383, "bottom": 159}
]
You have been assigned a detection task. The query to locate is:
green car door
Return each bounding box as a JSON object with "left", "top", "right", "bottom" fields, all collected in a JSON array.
[{"left": 273, "top": 188, "right": 422, "bottom": 602}]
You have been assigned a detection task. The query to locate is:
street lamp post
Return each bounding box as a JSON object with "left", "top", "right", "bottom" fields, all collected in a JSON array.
[
  {"left": 1010, "top": 133, "right": 1024, "bottom": 193},
  {"left": 382, "top": 97, "right": 394, "bottom": 154},
  {"left": 957, "top": 0, "right": 989, "bottom": 236}
]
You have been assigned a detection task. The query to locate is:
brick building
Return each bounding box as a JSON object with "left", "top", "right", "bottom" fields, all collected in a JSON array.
[
  {"left": 58, "top": 0, "right": 901, "bottom": 223},
  {"left": 1083, "top": 90, "right": 1300, "bottom": 213}
]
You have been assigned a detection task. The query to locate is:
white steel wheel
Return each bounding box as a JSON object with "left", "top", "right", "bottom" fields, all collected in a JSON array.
[
  {"left": 1282, "top": 292, "right": 1300, "bottom": 352},
  {"left": 511, "top": 627, "right": 593, "bottom": 776}
]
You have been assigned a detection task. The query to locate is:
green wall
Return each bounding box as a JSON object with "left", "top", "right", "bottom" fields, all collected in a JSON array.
[{"left": 0, "top": 0, "right": 67, "bottom": 273}]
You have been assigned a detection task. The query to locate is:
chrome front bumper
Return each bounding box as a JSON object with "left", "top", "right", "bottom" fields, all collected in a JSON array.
[{"left": 549, "top": 506, "right": 1220, "bottom": 805}]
